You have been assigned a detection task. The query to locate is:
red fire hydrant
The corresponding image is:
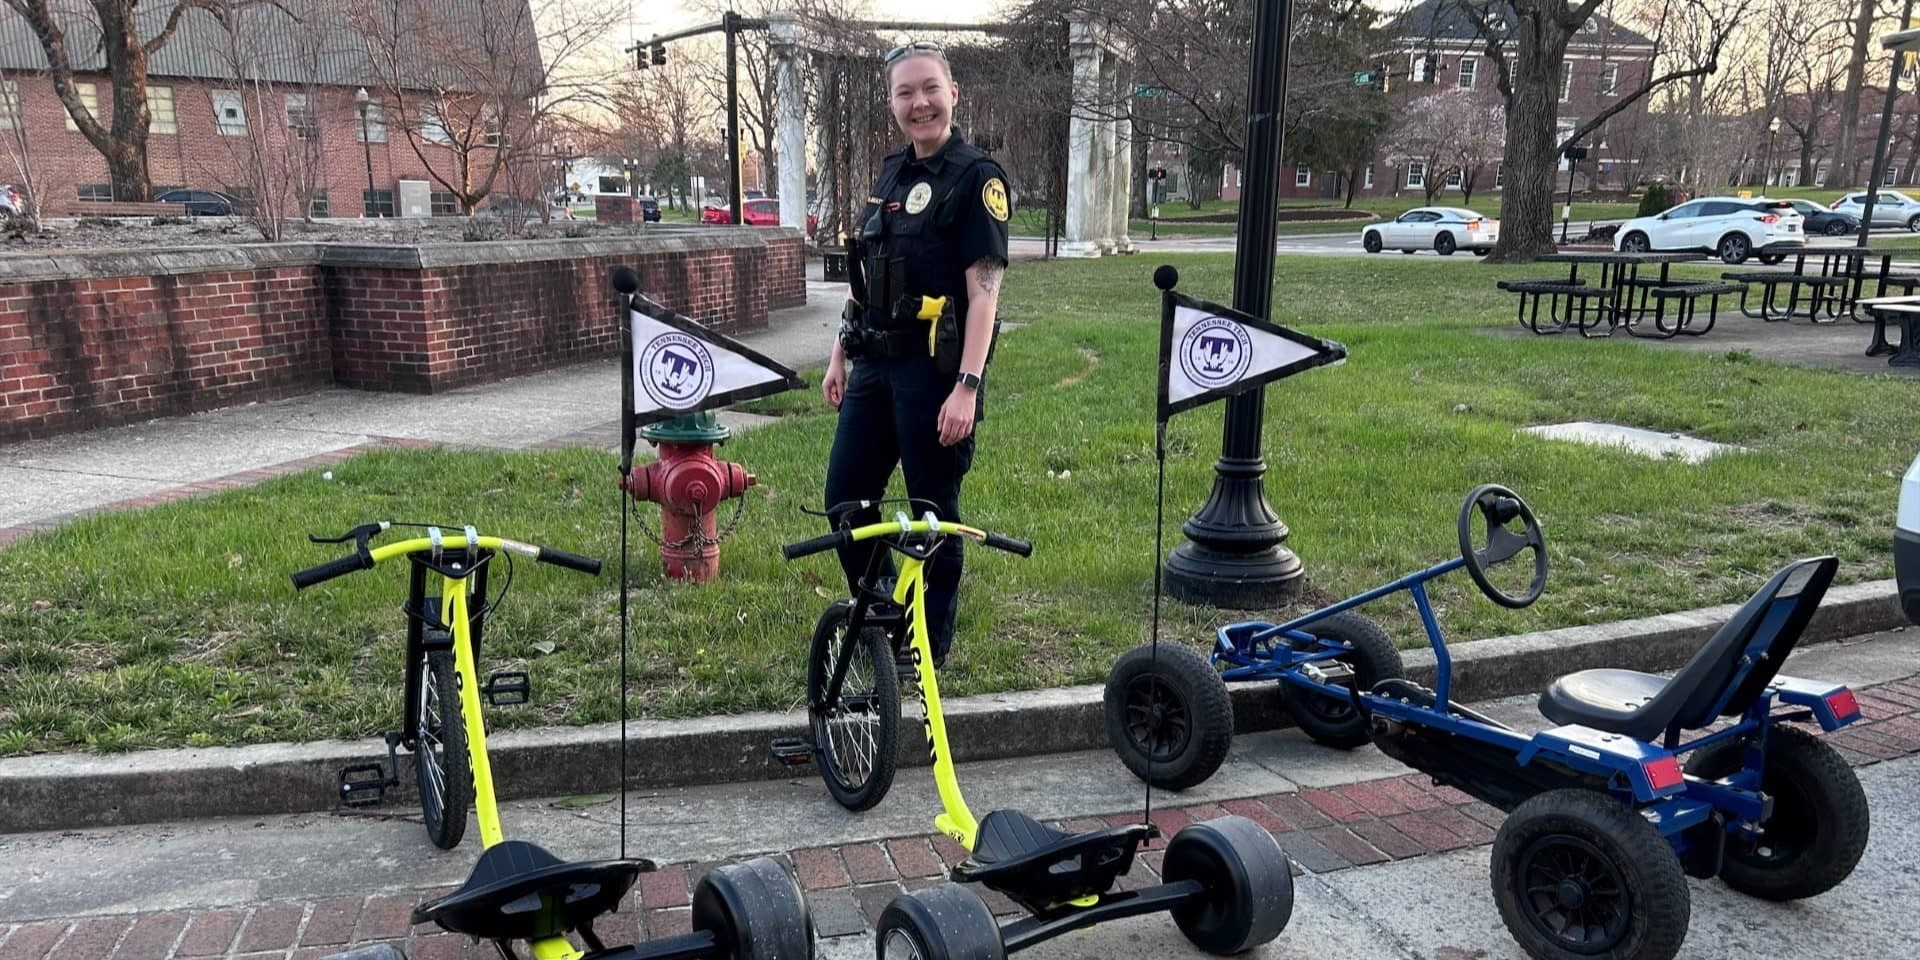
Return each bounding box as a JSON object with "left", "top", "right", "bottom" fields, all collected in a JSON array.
[{"left": 621, "top": 412, "right": 755, "bottom": 581}]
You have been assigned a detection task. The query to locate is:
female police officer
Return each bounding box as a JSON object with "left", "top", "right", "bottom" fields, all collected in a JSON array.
[{"left": 820, "top": 42, "right": 1009, "bottom": 669}]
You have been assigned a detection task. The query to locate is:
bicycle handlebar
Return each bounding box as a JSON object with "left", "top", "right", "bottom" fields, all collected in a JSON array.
[
  {"left": 780, "top": 520, "right": 1030, "bottom": 561},
  {"left": 290, "top": 526, "right": 603, "bottom": 590}
]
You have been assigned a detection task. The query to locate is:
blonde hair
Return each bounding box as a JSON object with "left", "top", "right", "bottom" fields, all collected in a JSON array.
[{"left": 887, "top": 48, "right": 953, "bottom": 86}]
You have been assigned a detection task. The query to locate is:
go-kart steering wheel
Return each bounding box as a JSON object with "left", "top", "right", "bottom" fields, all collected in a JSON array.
[{"left": 1456, "top": 484, "right": 1548, "bottom": 609}]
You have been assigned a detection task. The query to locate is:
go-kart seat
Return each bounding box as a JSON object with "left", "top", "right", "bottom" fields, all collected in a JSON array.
[
  {"left": 1538, "top": 556, "right": 1837, "bottom": 741},
  {"left": 412, "top": 839, "right": 650, "bottom": 942},
  {"left": 952, "top": 809, "right": 1154, "bottom": 913}
]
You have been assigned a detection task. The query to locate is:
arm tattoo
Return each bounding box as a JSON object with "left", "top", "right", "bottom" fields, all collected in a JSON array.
[{"left": 973, "top": 258, "right": 1005, "bottom": 296}]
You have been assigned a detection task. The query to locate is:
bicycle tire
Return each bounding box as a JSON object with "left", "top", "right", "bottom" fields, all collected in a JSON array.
[
  {"left": 416, "top": 649, "right": 472, "bottom": 849},
  {"left": 807, "top": 601, "right": 899, "bottom": 811}
]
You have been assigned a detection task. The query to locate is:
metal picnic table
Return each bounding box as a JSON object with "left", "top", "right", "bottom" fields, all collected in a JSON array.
[
  {"left": 1727, "top": 245, "right": 1917, "bottom": 323},
  {"left": 1521, "top": 251, "right": 1715, "bottom": 337}
]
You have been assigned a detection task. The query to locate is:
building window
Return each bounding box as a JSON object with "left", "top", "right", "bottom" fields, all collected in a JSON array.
[
  {"left": 1602, "top": 64, "right": 1620, "bottom": 97},
  {"left": 1495, "top": 163, "right": 1504, "bottom": 189},
  {"left": 1560, "top": 65, "right": 1572, "bottom": 103},
  {"left": 211, "top": 89, "right": 247, "bottom": 135},
  {"left": 422, "top": 105, "right": 452, "bottom": 144},
  {"left": 1364, "top": 165, "right": 1375, "bottom": 188},
  {"left": 1887, "top": 166, "right": 1899, "bottom": 186},
  {"left": 1458, "top": 56, "right": 1476, "bottom": 90},
  {"left": 482, "top": 106, "right": 506, "bottom": 148},
  {"left": 356, "top": 102, "right": 387, "bottom": 142},
  {"left": 1407, "top": 162, "right": 1426, "bottom": 189},
  {"left": 364, "top": 189, "right": 396, "bottom": 217},
  {"left": 598, "top": 175, "right": 624, "bottom": 194},
  {"left": 308, "top": 190, "right": 330, "bottom": 218},
  {"left": 77, "top": 183, "right": 113, "bottom": 202},
  {"left": 430, "top": 191, "right": 460, "bottom": 216},
  {"left": 285, "top": 93, "right": 318, "bottom": 140},
  {"left": 1445, "top": 168, "right": 1463, "bottom": 188},
  {"left": 67, "top": 82, "right": 98, "bottom": 131},
  {"left": 148, "top": 85, "right": 176, "bottom": 134},
  {"left": 0, "top": 80, "right": 17, "bottom": 131},
  {"left": 1295, "top": 164, "right": 1311, "bottom": 187},
  {"left": 1235, "top": 167, "right": 1243, "bottom": 187}
]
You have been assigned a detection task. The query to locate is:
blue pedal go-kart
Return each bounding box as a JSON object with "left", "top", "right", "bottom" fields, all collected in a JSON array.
[{"left": 1105, "top": 485, "right": 1872, "bottom": 960}]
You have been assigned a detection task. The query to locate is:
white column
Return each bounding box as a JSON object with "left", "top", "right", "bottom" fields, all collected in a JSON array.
[
  {"left": 1094, "top": 51, "right": 1118, "bottom": 255},
  {"left": 1110, "top": 97, "right": 1135, "bottom": 254},
  {"left": 769, "top": 13, "right": 808, "bottom": 232},
  {"left": 1061, "top": 15, "right": 1103, "bottom": 258}
]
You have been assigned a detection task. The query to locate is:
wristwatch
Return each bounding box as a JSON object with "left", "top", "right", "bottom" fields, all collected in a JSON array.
[{"left": 955, "top": 371, "right": 983, "bottom": 391}]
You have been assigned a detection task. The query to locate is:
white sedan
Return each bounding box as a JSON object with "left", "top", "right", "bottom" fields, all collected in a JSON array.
[{"left": 1362, "top": 207, "right": 1500, "bottom": 256}]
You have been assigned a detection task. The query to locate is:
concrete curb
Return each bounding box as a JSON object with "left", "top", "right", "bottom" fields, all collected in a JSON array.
[{"left": 0, "top": 579, "right": 1902, "bottom": 834}]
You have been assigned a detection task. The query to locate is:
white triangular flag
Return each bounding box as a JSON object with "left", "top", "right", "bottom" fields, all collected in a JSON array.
[
  {"left": 628, "top": 298, "right": 802, "bottom": 423},
  {"left": 1159, "top": 290, "right": 1346, "bottom": 419}
]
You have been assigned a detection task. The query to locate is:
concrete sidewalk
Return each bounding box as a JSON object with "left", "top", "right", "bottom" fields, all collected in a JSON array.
[
  {"left": 0, "top": 282, "right": 845, "bottom": 538},
  {"left": 1, "top": 628, "right": 1916, "bottom": 959}
]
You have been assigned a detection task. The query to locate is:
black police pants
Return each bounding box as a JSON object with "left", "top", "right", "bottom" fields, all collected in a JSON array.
[{"left": 825, "top": 355, "right": 974, "bottom": 660}]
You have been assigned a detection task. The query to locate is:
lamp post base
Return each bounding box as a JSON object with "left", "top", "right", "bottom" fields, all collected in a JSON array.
[{"left": 1160, "top": 456, "right": 1304, "bottom": 609}]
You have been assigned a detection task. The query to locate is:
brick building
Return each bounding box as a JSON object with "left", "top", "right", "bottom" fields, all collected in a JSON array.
[
  {"left": 1221, "top": 0, "right": 1657, "bottom": 203},
  {"left": 0, "top": 1, "right": 528, "bottom": 218}
]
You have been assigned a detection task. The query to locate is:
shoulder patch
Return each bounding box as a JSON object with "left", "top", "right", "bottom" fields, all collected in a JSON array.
[{"left": 982, "top": 177, "right": 1009, "bottom": 222}]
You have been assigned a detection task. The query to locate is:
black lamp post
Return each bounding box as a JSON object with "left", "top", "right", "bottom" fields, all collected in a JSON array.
[
  {"left": 1762, "top": 117, "right": 1780, "bottom": 188},
  {"left": 1161, "top": 0, "right": 1304, "bottom": 608},
  {"left": 355, "top": 87, "right": 377, "bottom": 217}
]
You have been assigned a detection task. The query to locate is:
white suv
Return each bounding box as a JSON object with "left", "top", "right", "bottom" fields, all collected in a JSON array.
[
  {"left": 1833, "top": 190, "right": 1920, "bottom": 231},
  {"left": 1613, "top": 197, "right": 1805, "bottom": 264}
]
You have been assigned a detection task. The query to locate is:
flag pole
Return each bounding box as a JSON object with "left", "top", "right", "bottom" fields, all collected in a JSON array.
[
  {"left": 611, "top": 266, "right": 641, "bottom": 861},
  {"left": 1145, "top": 265, "right": 1180, "bottom": 830}
]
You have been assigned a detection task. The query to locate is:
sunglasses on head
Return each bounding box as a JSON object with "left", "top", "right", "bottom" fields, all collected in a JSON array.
[{"left": 884, "top": 41, "right": 943, "bottom": 64}]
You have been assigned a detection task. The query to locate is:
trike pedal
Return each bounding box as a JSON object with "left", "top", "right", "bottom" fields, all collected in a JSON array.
[
  {"left": 483, "top": 671, "right": 530, "bottom": 706},
  {"left": 338, "top": 762, "right": 395, "bottom": 807},
  {"left": 768, "top": 737, "right": 814, "bottom": 767}
]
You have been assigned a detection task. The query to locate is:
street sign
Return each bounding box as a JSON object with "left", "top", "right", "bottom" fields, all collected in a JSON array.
[
  {"left": 1134, "top": 84, "right": 1165, "bottom": 98},
  {"left": 1353, "top": 71, "right": 1373, "bottom": 86}
]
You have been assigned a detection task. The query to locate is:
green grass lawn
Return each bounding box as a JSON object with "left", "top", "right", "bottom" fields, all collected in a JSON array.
[{"left": 4, "top": 255, "right": 1917, "bottom": 756}]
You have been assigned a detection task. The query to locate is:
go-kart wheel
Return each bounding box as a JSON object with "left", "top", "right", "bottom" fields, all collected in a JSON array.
[
  {"left": 693, "top": 857, "right": 816, "bottom": 960},
  {"left": 1492, "top": 790, "right": 1689, "bottom": 960},
  {"left": 1685, "top": 725, "right": 1869, "bottom": 901},
  {"left": 1162, "top": 815, "right": 1295, "bottom": 955},
  {"left": 874, "top": 883, "right": 1005, "bottom": 960},
  {"left": 1458, "top": 484, "right": 1548, "bottom": 609},
  {"left": 310, "top": 948, "right": 407, "bottom": 960},
  {"left": 1104, "top": 642, "right": 1233, "bottom": 790},
  {"left": 808, "top": 599, "right": 899, "bottom": 812},
  {"left": 415, "top": 649, "right": 471, "bottom": 851},
  {"left": 1281, "top": 612, "right": 1403, "bottom": 749}
]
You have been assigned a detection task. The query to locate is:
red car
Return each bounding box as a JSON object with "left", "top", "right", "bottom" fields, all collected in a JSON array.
[{"left": 702, "top": 198, "right": 817, "bottom": 235}]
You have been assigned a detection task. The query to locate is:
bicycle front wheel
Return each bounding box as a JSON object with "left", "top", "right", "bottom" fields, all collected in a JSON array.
[
  {"left": 807, "top": 601, "right": 899, "bottom": 811},
  {"left": 415, "top": 649, "right": 472, "bottom": 849}
]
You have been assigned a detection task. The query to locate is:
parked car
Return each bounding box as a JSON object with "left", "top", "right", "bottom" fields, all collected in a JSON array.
[
  {"left": 635, "top": 195, "right": 662, "bottom": 222},
  {"left": 1833, "top": 190, "right": 1920, "bottom": 231},
  {"left": 153, "top": 189, "right": 252, "bottom": 217},
  {"left": 1613, "top": 197, "right": 1804, "bottom": 264},
  {"left": 1360, "top": 206, "right": 1499, "bottom": 256},
  {"left": 1781, "top": 198, "right": 1861, "bottom": 237},
  {"left": 0, "top": 184, "right": 23, "bottom": 216},
  {"left": 702, "top": 198, "right": 819, "bottom": 235}
]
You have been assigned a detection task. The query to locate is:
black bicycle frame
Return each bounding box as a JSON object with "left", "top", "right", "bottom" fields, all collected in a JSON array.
[
  {"left": 399, "top": 553, "right": 493, "bottom": 748},
  {"left": 814, "top": 533, "right": 941, "bottom": 711}
]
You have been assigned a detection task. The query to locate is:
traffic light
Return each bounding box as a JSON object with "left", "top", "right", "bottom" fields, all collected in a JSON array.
[
  {"left": 635, "top": 46, "right": 648, "bottom": 70},
  {"left": 651, "top": 43, "right": 666, "bottom": 66}
]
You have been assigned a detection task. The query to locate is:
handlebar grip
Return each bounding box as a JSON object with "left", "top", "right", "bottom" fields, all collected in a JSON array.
[
  {"left": 983, "top": 532, "right": 1033, "bottom": 557},
  {"left": 291, "top": 552, "right": 372, "bottom": 590},
  {"left": 537, "top": 546, "right": 603, "bottom": 576},
  {"left": 782, "top": 531, "right": 849, "bottom": 561}
]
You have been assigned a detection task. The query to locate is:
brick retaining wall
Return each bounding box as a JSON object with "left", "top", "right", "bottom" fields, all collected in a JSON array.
[{"left": 0, "top": 228, "right": 806, "bottom": 442}]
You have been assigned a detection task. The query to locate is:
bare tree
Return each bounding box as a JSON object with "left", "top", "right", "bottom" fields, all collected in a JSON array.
[
  {"left": 0, "top": 67, "right": 49, "bottom": 226},
  {"left": 1824, "top": 0, "right": 1880, "bottom": 188},
  {"left": 0, "top": 0, "right": 293, "bottom": 201},
  {"left": 347, "top": 0, "right": 623, "bottom": 214},
  {"left": 1451, "top": 0, "right": 1754, "bottom": 261},
  {"left": 200, "top": 4, "right": 337, "bottom": 239},
  {"left": 1389, "top": 88, "right": 1481, "bottom": 202}
]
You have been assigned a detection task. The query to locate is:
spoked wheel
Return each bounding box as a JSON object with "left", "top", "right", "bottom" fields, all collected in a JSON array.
[
  {"left": 1492, "top": 790, "right": 1689, "bottom": 960},
  {"left": 874, "top": 884, "right": 1005, "bottom": 960},
  {"left": 1685, "top": 725, "right": 1869, "bottom": 901},
  {"left": 415, "top": 649, "right": 471, "bottom": 850},
  {"left": 1103, "top": 643, "right": 1233, "bottom": 790},
  {"left": 694, "top": 857, "right": 816, "bottom": 960},
  {"left": 807, "top": 600, "right": 899, "bottom": 811},
  {"left": 1162, "top": 815, "right": 1295, "bottom": 955},
  {"left": 1280, "top": 612, "right": 1403, "bottom": 749}
]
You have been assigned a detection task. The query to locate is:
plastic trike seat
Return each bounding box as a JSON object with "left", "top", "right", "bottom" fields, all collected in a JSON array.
[{"left": 777, "top": 511, "right": 1296, "bottom": 959}]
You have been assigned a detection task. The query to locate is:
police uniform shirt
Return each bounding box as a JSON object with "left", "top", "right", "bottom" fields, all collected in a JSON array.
[{"left": 864, "top": 131, "right": 1011, "bottom": 331}]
